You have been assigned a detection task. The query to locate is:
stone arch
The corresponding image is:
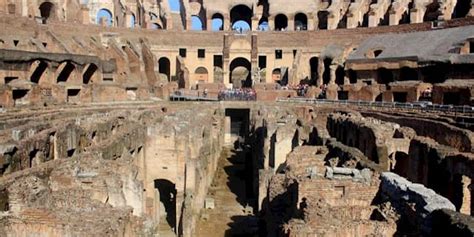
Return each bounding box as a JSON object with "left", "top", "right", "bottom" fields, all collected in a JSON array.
[
  {"left": 230, "top": 4, "right": 253, "bottom": 30},
  {"left": 57, "top": 61, "right": 75, "bottom": 83},
  {"left": 274, "top": 14, "right": 288, "bottom": 31},
  {"left": 83, "top": 63, "right": 99, "bottom": 84},
  {"left": 30, "top": 60, "right": 48, "bottom": 84},
  {"left": 258, "top": 16, "right": 269, "bottom": 31},
  {"left": 211, "top": 13, "right": 224, "bottom": 31},
  {"left": 39, "top": 1, "right": 56, "bottom": 24},
  {"left": 294, "top": 13, "right": 308, "bottom": 31},
  {"left": 229, "top": 57, "right": 251, "bottom": 88},
  {"left": 154, "top": 179, "right": 177, "bottom": 231},
  {"left": 191, "top": 15, "right": 203, "bottom": 30},
  {"left": 96, "top": 8, "right": 113, "bottom": 26},
  {"left": 272, "top": 68, "right": 281, "bottom": 82},
  {"left": 194, "top": 66, "right": 208, "bottom": 82},
  {"left": 158, "top": 57, "right": 171, "bottom": 81}
]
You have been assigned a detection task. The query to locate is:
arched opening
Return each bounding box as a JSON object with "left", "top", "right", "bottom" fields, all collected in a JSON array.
[
  {"left": 211, "top": 13, "right": 224, "bottom": 31},
  {"left": 39, "top": 2, "right": 55, "bottom": 24},
  {"left": 230, "top": 5, "right": 252, "bottom": 31},
  {"left": 318, "top": 11, "right": 329, "bottom": 29},
  {"left": 191, "top": 15, "right": 203, "bottom": 30},
  {"left": 154, "top": 179, "right": 177, "bottom": 231},
  {"left": 130, "top": 13, "right": 136, "bottom": 28},
  {"left": 83, "top": 63, "right": 98, "bottom": 84},
  {"left": 152, "top": 23, "right": 163, "bottom": 30},
  {"left": 392, "top": 152, "right": 409, "bottom": 177},
  {"left": 158, "top": 57, "right": 171, "bottom": 81},
  {"left": 274, "top": 14, "right": 288, "bottom": 31},
  {"left": 168, "top": 0, "right": 181, "bottom": 12},
  {"left": 399, "top": 67, "right": 418, "bottom": 81},
  {"left": 96, "top": 9, "right": 113, "bottom": 27},
  {"left": 258, "top": 17, "right": 269, "bottom": 31},
  {"left": 272, "top": 68, "right": 281, "bottom": 82},
  {"left": 323, "top": 58, "right": 332, "bottom": 84},
  {"left": 57, "top": 62, "right": 75, "bottom": 83},
  {"left": 229, "top": 57, "right": 251, "bottom": 88},
  {"left": 194, "top": 66, "right": 209, "bottom": 83},
  {"left": 452, "top": 0, "right": 471, "bottom": 18},
  {"left": 423, "top": 2, "right": 441, "bottom": 22},
  {"left": 30, "top": 60, "right": 48, "bottom": 84},
  {"left": 377, "top": 68, "right": 394, "bottom": 84},
  {"left": 295, "top": 13, "right": 308, "bottom": 30},
  {"left": 310, "top": 57, "right": 319, "bottom": 84}
]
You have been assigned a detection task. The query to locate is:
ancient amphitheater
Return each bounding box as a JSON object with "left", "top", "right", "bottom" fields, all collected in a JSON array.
[{"left": 0, "top": 0, "right": 473, "bottom": 236}]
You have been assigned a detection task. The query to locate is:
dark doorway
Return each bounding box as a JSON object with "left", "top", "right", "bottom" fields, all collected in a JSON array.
[
  {"left": 310, "top": 57, "right": 319, "bottom": 84},
  {"left": 39, "top": 2, "right": 55, "bottom": 24},
  {"left": 275, "top": 14, "right": 288, "bottom": 31},
  {"left": 377, "top": 68, "right": 394, "bottom": 84},
  {"left": 443, "top": 92, "right": 461, "bottom": 105},
  {"left": 393, "top": 92, "right": 408, "bottom": 103},
  {"left": 154, "top": 179, "right": 177, "bottom": 231},
  {"left": 392, "top": 152, "right": 409, "bottom": 177},
  {"left": 338, "top": 91, "right": 349, "bottom": 100},
  {"left": 323, "top": 58, "right": 332, "bottom": 84},
  {"left": 225, "top": 109, "right": 250, "bottom": 138},
  {"left": 318, "top": 11, "right": 329, "bottom": 29},
  {"left": 335, "top": 66, "right": 345, "bottom": 85},
  {"left": 294, "top": 13, "right": 308, "bottom": 30},
  {"left": 399, "top": 67, "right": 418, "bottom": 81},
  {"left": 158, "top": 57, "right": 171, "bottom": 81}
]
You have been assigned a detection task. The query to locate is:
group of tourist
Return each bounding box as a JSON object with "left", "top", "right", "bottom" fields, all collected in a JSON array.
[{"left": 218, "top": 88, "right": 257, "bottom": 101}]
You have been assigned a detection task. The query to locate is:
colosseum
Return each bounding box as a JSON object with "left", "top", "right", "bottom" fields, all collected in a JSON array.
[{"left": 0, "top": 0, "right": 473, "bottom": 236}]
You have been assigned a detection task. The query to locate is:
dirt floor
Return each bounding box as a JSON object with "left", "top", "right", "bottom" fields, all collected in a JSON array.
[{"left": 195, "top": 147, "right": 259, "bottom": 237}]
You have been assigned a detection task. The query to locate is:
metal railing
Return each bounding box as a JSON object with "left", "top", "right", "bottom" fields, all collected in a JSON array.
[
  {"left": 277, "top": 98, "right": 474, "bottom": 115},
  {"left": 169, "top": 94, "right": 218, "bottom": 102}
]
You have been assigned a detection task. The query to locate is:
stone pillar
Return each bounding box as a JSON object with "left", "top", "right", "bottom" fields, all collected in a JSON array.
[
  {"left": 460, "top": 175, "right": 472, "bottom": 215},
  {"left": 224, "top": 116, "right": 232, "bottom": 144},
  {"left": 207, "top": 18, "right": 212, "bottom": 31},
  {"left": 252, "top": 17, "right": 259, "bottom": 31},
  {"left": 268, "top": 18, "right": 274, "bottom": 31},
  {"left": 288, "top": 18, "right": 295, "bottom": 31},
  {"left": 330, "top": 65, "right": 337, "bottom": 85},
  {"left": 224, "top": 15, "right": 231, "bottom": 31},
  {"left": 307, "top": 14, "right": 315, "bottom": 30}
]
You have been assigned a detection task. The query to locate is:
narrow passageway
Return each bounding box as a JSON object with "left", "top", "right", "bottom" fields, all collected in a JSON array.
[{"left": 195, "top": 145, "right": 259, "bottom": 237}]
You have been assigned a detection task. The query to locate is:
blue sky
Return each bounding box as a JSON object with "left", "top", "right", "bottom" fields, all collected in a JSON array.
[{"left": 97, "top": 9, "right": 112, "bottom": 26}]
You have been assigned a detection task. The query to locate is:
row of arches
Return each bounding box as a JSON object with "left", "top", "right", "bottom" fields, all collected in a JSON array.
[
  {"left": 28, "top": 60, "right": 100, "bottom": 85},
  {"left": 36, "top": 0, "right": 472, "bottom": 29}
]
